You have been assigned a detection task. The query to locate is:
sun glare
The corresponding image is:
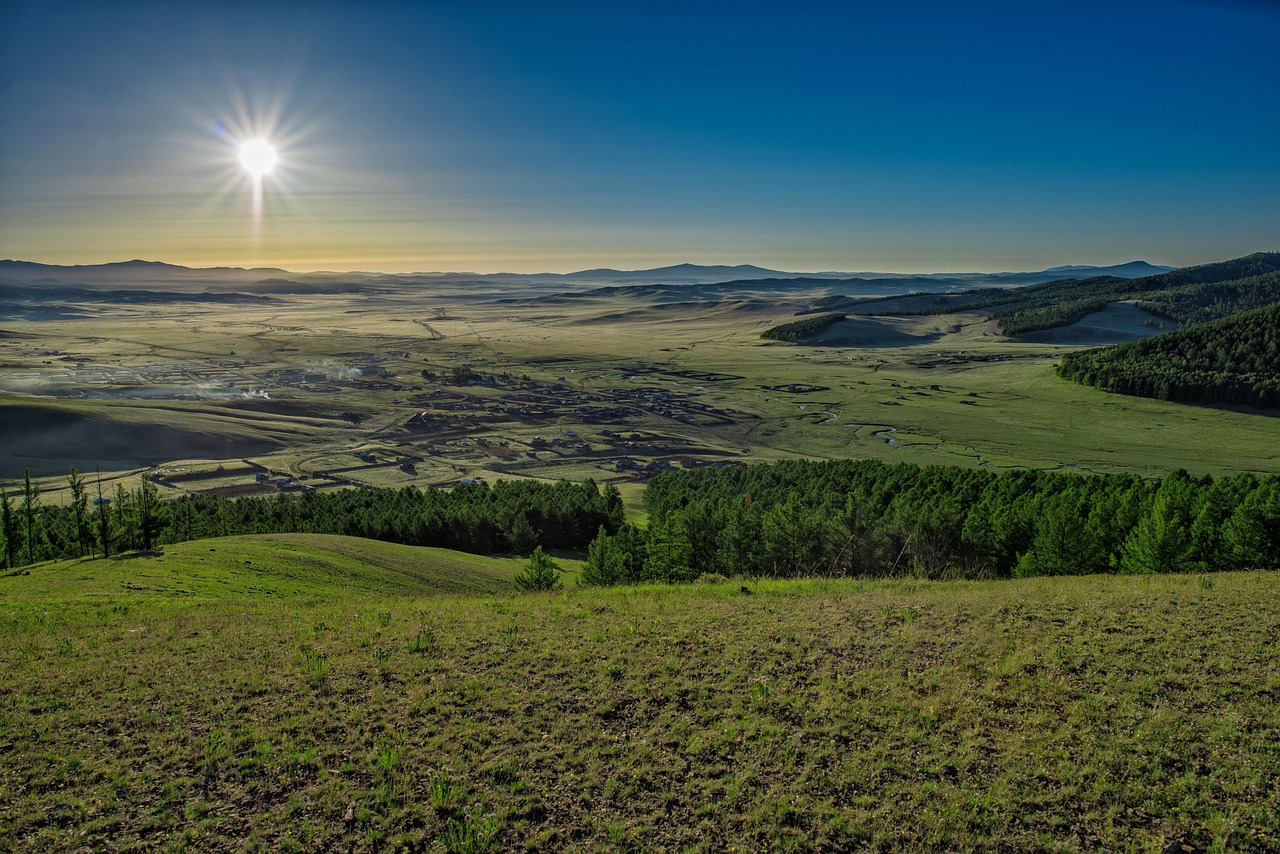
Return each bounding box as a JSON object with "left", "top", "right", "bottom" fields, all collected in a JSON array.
[{"left": 238, "top": 138, "right": 278, "bottom": 178}]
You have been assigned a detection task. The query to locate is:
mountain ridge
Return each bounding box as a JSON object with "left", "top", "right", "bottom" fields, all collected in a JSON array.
[{"left": 0, "top": 258, "right": 1178, "bottom": 289}]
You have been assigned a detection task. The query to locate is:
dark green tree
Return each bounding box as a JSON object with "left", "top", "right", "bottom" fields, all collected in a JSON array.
[
  {"left": 136, "top": 475, "right": 169, "bottom": 551},
  {"left": 1223, "top": 480, "right": 1280, "bottom": 570},
  {"left": 762, "top": 494, "right": 833, "bottom": 577},
  {"left": 1014, "top": 493, "right": 1105, "bottom": 577},
  {"left": 20, "top": 470, "right": 43, "bottom": 566},
  {"left": 715, "top": 503, "right": 764, "bottom": 577},
  {"left": 642, "top": 515, "right": 694, "bottom": 583},
  {"left": 94, "top": 473, "right": 113, "bottom": 558},
  {"left": 602, "top": 483, "right": 625, "bottom": 531},
  {"left": 506, "top": 512, "right": 538, "bottom": 553},
  {"left": 114, "top": 484, "right": 140, "bottom": 552},
  {"left": 0, "top": 485, "right": 15, "bottom": 569},
  {"left": 580, "top": 526, "right": 625, "bottom": 586},
  {"left": 67, "top": 467, "right": 90, "bottom": 558},
  {"left": 513, "top": 545, "right": 562, "bottom": 591},
  {"left": 1119, "top": 474, "right": 1194, "bottom": 574}
]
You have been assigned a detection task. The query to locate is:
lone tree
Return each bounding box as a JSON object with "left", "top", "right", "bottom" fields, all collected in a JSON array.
[
  {"left": 136, "top": 475, "right": 169, "bottom": 551},
  {"left": 513, "top": 546, "right": 562, "bottom": 592},
  {"left": 95, "top": 471, "right": 113, "bottom": 558},
  {"left": 0, "top": 485, "right": 15, "bottom": 569},
  {"left": 20, "top": 470, "right": 42, "bottom": 566},
  {"left": 68, "top": 467, "right": 89, "bottom": 558}
]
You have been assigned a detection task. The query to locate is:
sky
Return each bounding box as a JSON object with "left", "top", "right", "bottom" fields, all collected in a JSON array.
[{"left": 1, "top": 0, "right": 1278, "bottom": 274}]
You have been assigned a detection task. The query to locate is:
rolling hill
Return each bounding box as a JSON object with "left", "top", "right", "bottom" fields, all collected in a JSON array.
[
  {"left": 794, "top": 252, "right": 1279, "bottom": 339},
  {"left": 0, "top": 533, "right": 533, "bottom": 600},
  {"left": 1058, "top": 301, "right": 1280, "bottom": 408}
]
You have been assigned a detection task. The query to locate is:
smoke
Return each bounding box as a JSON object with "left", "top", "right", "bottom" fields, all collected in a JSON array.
[{"left": 318, "top": 363, "right": 362, "bottom": 381}]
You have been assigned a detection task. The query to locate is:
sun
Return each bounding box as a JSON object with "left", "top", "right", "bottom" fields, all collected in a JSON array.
[{"left": 238, "top": 138, "right": 278, "bottom": 178}]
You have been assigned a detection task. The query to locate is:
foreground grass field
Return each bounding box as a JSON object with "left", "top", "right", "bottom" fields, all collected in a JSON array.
[{"left": 2, "top": 544, "right": 1277, "bottom": 851}]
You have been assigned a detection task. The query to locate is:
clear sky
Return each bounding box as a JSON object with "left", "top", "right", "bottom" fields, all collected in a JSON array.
[{"left": 1, "top": 0, "right": 1277, "bottom": 274}]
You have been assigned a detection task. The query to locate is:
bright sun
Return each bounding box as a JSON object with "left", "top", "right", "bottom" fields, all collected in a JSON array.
[{"left": 238, "top": 138, "right": 278, "bottom": 178}]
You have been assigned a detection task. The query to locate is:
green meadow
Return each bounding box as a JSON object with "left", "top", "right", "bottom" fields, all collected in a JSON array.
[
  {"left": 4, "top": 286, "right": 1279, "bottom": 493},
  {"left": 2, "top": 542, "right": 1278, "bottom": 852}
]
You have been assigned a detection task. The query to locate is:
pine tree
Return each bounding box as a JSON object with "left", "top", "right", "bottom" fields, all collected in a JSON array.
[
  {"left": 715, "top": 505, "right": 764, "bottom": 577},
  {"left": 68, "top": 467, "right": 89, "bottom": 558},
  {"left": 0, "top": 485, "right": 15, "bottom": 569},
  {"left": 1015, "top": 494, "right": 1104, "bottom": 577},
  {"left": 20, "top": 470, "right": 42, "bottom": 566},
  {"left": 95, "top": 472, "right": 113, "bottom": 558},
  {"left": 115, "top": 484, "right": 139, "bottom": 552},
  {"left": 580, "top": 526, "right": 625, "bottom": 586},
  {"left": 1222, "top": 481, "right": 1280, "bottom": 570},
  {"left": 506, "top": 512, "right": 538, "bottom": 553},
  {"left": 602, "top": 483, "right": 625, "bottom": 532},
  {"left": 136, "top": 475, "right": 169, "bottom": 551},
  {"left": 1119, "top": 476, "right": 1193, "bottom": 574},
  {"left": 641, "top": 515, "right": 694, "bottom": 582},
  {"left": 513, "top": 545, "right": 562, "bottom": 591}
]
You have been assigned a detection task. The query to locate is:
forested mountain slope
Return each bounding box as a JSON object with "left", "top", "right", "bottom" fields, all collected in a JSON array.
[
  {"left": 1057, "top": 301, "right": 1280, "bottom": 408},
  {"left": 991, "top": 252, "right": 1280, "bottom": 335},
  {"left": 806, "top": 252, "right": 1280, "bottom": 338}
]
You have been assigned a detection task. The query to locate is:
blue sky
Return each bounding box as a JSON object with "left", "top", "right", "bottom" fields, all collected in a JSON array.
[{"left": 1, "top": 0, "right": 1277, "bottom": 272}]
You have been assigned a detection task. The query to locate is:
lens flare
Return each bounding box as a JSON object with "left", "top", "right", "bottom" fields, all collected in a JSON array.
[{"left": 238, "top": 138, "right": 278, "bottom": 177}]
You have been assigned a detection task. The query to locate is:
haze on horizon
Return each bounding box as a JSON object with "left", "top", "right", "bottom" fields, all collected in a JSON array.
[{"left": 1, "top": 0, "right": 1278, "bottom": 276}]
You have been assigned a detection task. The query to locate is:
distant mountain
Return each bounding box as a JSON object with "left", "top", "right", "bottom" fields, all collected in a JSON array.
[
  {"left": 553, "top": 263, "right": 791, "bottom": 284},
  {"left": 1044, "top": 261, "right": 1174, "bottom": 277},
  {"left": 0, "top": 259, "right": 290, "bottom": 285},
  {"left": 910, "top": 251, "right": 1280, "bottom": 337},
  {"left": 0, "top": 257, "right": 1187, "bottom": 290}
]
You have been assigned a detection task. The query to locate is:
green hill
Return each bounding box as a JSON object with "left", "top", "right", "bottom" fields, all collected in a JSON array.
[
  {"left": 0, "top": 534, "right": 536, "bottom": 601},
  {"left": 1, "top": 571, "right": 1278, "bottom": 850},
  {"left": 831, "top": 252, "right": 1280, "bottom": 337},
  {"left": 1058, "top": 301, "right": 1280, "bottom": 408},
  {"left": 991, "top": 252, "right": 1280, "bottom": 335},
  {"left": 761, "top": 311, "right": 846, "bottom": 341}
]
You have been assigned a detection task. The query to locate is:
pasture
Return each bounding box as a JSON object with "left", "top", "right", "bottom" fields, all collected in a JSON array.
[
  {"left": 1, "top": 547, "right": 1277, "bottom": 851},
  {"left": 2, "top": 280, "right": 1277, "bottom": 497}
]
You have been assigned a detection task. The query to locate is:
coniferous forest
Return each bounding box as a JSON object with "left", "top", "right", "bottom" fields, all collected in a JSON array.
[
  {"left": 7, "top": 461, "right": 1280, "bottom": 584},
  {"left": 579, "top": 460, "right": 1280, "bottom": 584},
  {"left": 1058, "top": 301, "right": 1280, "bottom": 408},
  {"left": 0, "top": 472, "right": 622, "bottom": 570},
  {"left": 811, "top": 252, "right": 1280, "bottom": 338},
  {"left": 761, "top": 312, "right": 846, "bottom": 341}
]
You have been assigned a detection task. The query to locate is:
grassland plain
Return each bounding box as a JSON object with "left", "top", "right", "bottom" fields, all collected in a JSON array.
[
  {"left": 4, "top": 285, "right": 1279, "bottom": 492},
  {"left": 2, "top": 548, "right": 1278, "bottom": 852}
]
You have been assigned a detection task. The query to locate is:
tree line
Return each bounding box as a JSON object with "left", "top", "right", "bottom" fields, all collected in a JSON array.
[
  {"left": 9, "top": 459, "right": 1280, "bottom": 585},
  {"left": 0, "top": 471, "right": 623, "bottom": 570},
  {"left": 814, "top": 253, "right": 1280, "bottom": 338},
  {"left": 577, "top": 459, "right": 1280, "bottom": 585},
  {"left": 761, "top": 313, "right": 846, "bottom": 341},
  {"left": 1058, "top": 302, "right": 1280, "bottom": 408}
]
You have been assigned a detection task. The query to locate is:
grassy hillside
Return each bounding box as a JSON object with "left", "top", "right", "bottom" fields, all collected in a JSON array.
[
  {"left": 1059, "top": 302, "right": 1280, "bottom": 408},
  {"left": 836, "top": 252, "right": 1280, "bottom": 336},
  {"left": 2, "top": 557, "right": 1277, "bottom": 851},
  {"left": 992, "top": 253, "right": 1280, "bottom": 335},
  {"left": 0, "top": 534, "right": 542, "bottom": 601}
]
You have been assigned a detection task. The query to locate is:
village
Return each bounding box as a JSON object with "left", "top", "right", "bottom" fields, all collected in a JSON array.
[{"left": 119, "top": 354, "right": 759, "bottom": 498}]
